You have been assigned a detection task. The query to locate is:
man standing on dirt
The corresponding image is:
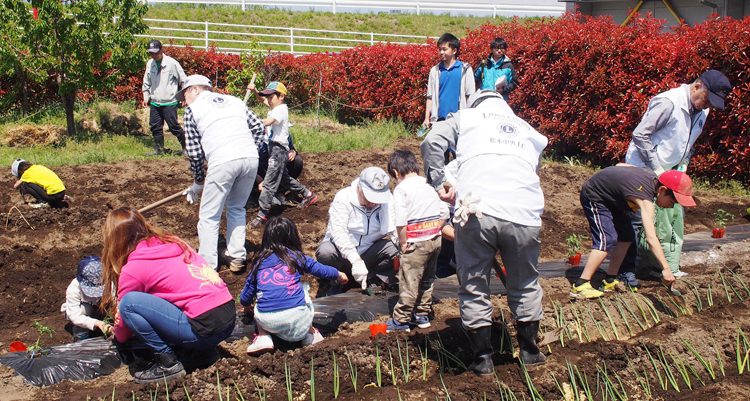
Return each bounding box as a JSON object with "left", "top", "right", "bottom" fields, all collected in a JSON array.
[
  {"left": 421, "top": 90, "right": 548, "bottom": 375},
  {"left": 621, "top": 70, "right": 732, "bottom": 286},
  {"left": 142, "top": 40, "right": 188, "bottom": 156},
  {"left": 178, "top": 75, "right": 265, "bottom": 273}
]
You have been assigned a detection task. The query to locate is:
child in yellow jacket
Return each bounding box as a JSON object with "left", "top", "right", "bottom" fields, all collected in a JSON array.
[{"left": 11, "top": 158, "right": 69, "bottom": 208}]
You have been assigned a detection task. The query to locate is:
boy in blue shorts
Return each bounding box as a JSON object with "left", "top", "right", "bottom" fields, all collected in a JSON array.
[
  {"left": 422, "top": 33, "right": 475, "bottom": 128},
  {"left": 571, "top": 166, "right": 695, "bottom": 299}
]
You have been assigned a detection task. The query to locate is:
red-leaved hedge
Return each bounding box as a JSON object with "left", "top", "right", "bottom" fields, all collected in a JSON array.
[
  {"left": 261, "top": 13, "right": 750, "bottom": 183},
  {"left": 8, "top": 13, "right": 749, "bottom": 183}
]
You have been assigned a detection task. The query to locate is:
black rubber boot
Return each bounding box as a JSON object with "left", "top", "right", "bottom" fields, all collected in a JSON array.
[
  {"left": 466, "top": 326, "right": 495, "bottom": 376},
  {"left": 517, "top": 320, "right": 547, "bottom": 366},
  {"left": 134, "top": 351, "right": 186, "bottom": 384}
]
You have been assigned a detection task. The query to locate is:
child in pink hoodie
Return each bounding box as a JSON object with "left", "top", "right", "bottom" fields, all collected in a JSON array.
[{"left": 101, "top": 207, "right": 235, "bottom": 384}]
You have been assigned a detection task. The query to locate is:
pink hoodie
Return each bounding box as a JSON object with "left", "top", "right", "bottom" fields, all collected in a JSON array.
[{"left": 113, "top": 237, "right": 232, "bottom": 342}]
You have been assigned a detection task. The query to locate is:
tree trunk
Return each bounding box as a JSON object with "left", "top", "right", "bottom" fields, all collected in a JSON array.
[
  {"left": 62, "top": 90, "right": 76, "bottom": 136},
  {"left": 15, "top": 69, "right": 30, "bottom": 114}
]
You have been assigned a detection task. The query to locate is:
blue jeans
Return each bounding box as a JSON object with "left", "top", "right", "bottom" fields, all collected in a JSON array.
[{"left": 119, "top": 292, "right": 234, "bottom": 354}]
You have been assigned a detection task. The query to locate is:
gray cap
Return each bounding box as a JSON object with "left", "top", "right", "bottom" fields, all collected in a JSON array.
[
  {"left": 176, "top": 74, "right": 213, "bottom": 101},
  {"left": 358, "top": 167, "right": 391, "bottom": 204},
  {"left": 468, "top": 90, "right": 504, "bottom": 108}
]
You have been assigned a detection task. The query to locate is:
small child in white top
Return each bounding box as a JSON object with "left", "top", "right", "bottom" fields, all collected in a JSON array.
[
  {"left": 247, "top": 81, "right": 318, "bottom": 228},
  {"left": 386, "top": 150, "right": 449, "bottom": 332},
  {"left": 60, "top": 256, "right": 111, "bottom": 341}
]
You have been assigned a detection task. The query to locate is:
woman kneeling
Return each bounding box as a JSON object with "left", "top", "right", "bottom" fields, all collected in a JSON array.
[{"left": 101, "top": 207, "right": 236, "bottom": 384}]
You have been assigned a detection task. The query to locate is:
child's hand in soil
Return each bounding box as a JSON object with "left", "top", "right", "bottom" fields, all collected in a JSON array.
[
  {"left": 337, "top": 271, "right": 349, "bottom": 285},
  {"left": 96, "top": 321, "right": 113, "bottom": 338}
]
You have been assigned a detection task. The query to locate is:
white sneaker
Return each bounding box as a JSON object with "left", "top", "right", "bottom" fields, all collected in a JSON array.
[
  {"left": 673, "top": 271, "right": 689, "bottom": 278},
  {"left": 302, "top": 328, "right": 324, "bottom": 346},
  {"left": 246, "top": 334, "right": 274, "bottom": 355},
  {"left": 30, "top": 202, "right": 49, "bottom": 209}
]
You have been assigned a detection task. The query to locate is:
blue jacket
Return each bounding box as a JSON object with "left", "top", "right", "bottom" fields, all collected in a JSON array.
[
  {"left": 474, "top": 55, "right": 517, "bottom": 94},
  {"left": 240, "top": 253, "right": 339, "bottom": 312}
]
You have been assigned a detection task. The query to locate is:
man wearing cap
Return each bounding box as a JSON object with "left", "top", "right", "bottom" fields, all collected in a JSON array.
[
  {"left": 421, "top": 89, "right": 548, "bottom": 375},
  {"left": 315, "top": 167, "right": 399, "bottom": 295},
  {"left": 570, "top": 166, "right": 695, "bottom": 300},
  {"left": 620, "top": 69, "right": 732, "bottom": 285},
  {"left": 179, "top": 74, "right": 266, "bottom": 272},
  {"left": 142, "top": 39, "right": 188, "bottom": 155}
]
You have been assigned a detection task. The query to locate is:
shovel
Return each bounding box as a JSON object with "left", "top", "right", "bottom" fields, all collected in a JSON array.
[
  {"left": 139, "top": 190, "right": 185, "bottom": 214},
  {"left": 243, "top": 73, "right": 257, "bottom": 104}
]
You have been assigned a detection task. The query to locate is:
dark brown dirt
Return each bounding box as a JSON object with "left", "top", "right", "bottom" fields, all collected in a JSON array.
[{"left": 1, "top": 138, "right": 748, "bottom": 400}]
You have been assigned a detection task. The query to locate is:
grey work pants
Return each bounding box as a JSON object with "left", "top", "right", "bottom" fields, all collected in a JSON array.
[
  {"left": 258, "top": 142, "right": 308, "bottom": 217},
  {"left": 392, "top": 236, "right": 441, "bottom": 323},
  {"left": 455, "top": 214, "right": 543, "bottom": 329},
  {"left": 198, "top": 157, "right": 258, "bottom": 269}
]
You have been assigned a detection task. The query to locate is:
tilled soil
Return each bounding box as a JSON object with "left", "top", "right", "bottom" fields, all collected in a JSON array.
[{"left": 1, "top": 138, "right": 749, "bottom": 400}]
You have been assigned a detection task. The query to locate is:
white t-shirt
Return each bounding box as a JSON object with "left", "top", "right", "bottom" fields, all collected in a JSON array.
[
  {"left": 393, "top": 175, "right": 449, "bottom": 242},
  {"left": 268, "top": 103, "right": 290, "bottom": 148}
]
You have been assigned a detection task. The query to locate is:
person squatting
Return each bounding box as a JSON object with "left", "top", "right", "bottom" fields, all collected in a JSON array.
[{"left": 35, "top": 36, "right": 733, "bottom": 383}]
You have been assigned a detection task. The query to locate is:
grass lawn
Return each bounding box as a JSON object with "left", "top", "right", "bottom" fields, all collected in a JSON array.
[
  {"left": 145, "top": 4, "right": 508, "bottom": 39},
  {"left": 0, "top": 100, "right": 412, "bottom": 168}
]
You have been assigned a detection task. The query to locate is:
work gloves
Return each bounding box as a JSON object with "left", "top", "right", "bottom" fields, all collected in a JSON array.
[
  {"left": 453, "top": 192, "right": 483, "bottom": 227},
  {"left": 348, "top": 255, "right": 369, "bottom": 291},
  {"left": 183, "top": 182, "right": 204, "bottom": 205}
]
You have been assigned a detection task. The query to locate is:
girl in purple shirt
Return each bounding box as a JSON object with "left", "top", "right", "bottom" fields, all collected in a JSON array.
[{"left": 241, "top": 216, "right": 347, "bottom": 355}]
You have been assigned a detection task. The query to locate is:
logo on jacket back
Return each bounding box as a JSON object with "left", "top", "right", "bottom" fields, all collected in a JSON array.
[{"left": 497, "top": 123, "right": 517, "bottom": 136}]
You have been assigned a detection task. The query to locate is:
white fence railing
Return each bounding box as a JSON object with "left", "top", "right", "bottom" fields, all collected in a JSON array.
[
  {"left": 140, "top": 18, "right": 437, "bottom": 54},
  {"left": 145, "top": 0, "right": 565, "bottom": 17}
]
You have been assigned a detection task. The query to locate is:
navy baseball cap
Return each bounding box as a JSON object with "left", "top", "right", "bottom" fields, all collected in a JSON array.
[
  {"left": 77, "top": 256, "right": 104, "bottom": 299},
  {"left": 700, "top": 69, "right": 731, "bottom": 110},
  {"left": 147, "top": 40, "right": 162, "bottom": 54}
]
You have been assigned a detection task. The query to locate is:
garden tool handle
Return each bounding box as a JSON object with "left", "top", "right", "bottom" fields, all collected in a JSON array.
[{"left": 138, "top": 190, "right": 185, "bottom": 214}]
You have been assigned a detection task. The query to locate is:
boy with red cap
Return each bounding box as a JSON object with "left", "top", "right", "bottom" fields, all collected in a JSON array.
[{"left": 570, "top": 166, "right": 696, "bottom": 299}]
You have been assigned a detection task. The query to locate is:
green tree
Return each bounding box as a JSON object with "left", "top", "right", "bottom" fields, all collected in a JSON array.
[{"left": 0, "top": 0, "right": 148, "bottom": 135}]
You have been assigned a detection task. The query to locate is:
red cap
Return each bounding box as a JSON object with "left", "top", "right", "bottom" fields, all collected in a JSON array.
[{"left": 658, "top": 170, "right": 696, "bottom": 207}]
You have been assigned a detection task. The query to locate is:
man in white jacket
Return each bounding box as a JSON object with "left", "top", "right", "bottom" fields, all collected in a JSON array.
[
  {"left": 316, "top": 167, "right": 399, "bottom": 295},
  {"left": 621, "top": 69, "right": 731, "bottom": 285},
  {"left": 179, "top": 75, "right": 265, "bottom": 272}
]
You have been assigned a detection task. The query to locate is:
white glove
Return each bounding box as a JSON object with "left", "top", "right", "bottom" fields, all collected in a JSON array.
[
  {"left": 453, "top": 192, "right": 483, "bottom": 227},
  {"left": 350, "top": 258, "right": 369, "bottom": 291},
  {"left": 183, "top": 182, "right": 204, "bottom": 205}
]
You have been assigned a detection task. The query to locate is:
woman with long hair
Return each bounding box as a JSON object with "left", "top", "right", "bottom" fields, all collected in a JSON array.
[
  {"left": 101, "top": 207, "right": 235, "bottom": 384},
  {"left": 240, "top": 216, "right": 347, "bottom": 355}
]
